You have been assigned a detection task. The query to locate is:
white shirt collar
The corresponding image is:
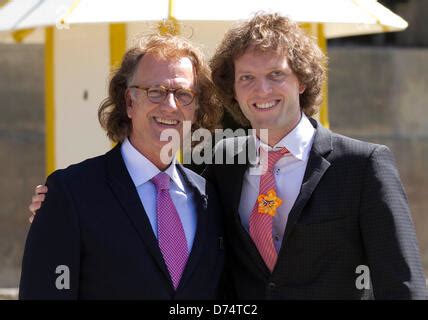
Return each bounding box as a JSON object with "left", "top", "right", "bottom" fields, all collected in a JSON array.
[
  {"left": 257, "top": 113, "right": 315, "bottom": 161},
  {"left": 120, "top": 137, "right": 186, "bottom": 193}
]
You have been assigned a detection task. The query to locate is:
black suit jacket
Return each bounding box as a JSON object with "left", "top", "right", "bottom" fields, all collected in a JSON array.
[
  {"left": 19, "top": 144, "right": 225, "bottom": 299},
  {"left": 205, "top": 118, "right": 427, "bottom": 299}
]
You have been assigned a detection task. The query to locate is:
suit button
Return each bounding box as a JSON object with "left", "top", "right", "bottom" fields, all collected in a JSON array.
[{"left": 268, "top": 282, "right": 276, "bottom": 290}]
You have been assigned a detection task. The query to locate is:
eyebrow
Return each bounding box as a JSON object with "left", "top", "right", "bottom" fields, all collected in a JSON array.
[
  {"left": 139, "top": 80, "right": 194, "bottom": 88},
  {"left": 235, "top": 66, "right": 291, "bottom": 74}
]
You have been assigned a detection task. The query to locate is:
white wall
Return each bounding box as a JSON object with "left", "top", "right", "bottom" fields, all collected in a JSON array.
[{"left": 54, "top": 24, "right": 111, "bottom": 169}]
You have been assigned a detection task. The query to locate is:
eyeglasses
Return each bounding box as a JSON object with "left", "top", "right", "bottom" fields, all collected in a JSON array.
[{"left": 129, "top": 85, "right": 197, "bottom": 106}]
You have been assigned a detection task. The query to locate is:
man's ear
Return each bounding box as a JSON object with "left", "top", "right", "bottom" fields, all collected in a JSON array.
[
  {"left": 125, "top": 88, "right": 133, "bottom": 118},
  {"left": 299, "top": 83, "right": 306, "bottom": 94}
]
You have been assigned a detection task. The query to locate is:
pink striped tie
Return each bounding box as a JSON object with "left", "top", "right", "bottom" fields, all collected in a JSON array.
[
  {"left": 249, "top": 147, "right": 288, "bottom": 272},
  {"left": 152, "top": 172, "right": 188, "bottom": 289}
]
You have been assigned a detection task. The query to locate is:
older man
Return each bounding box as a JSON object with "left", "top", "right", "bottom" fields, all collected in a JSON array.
[{"left": 20, "top": 35, "right": 224, "bottom": 299}]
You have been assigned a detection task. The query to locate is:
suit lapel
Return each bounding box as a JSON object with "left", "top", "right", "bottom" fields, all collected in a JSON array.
[
  {"left": 231, "top": 135, "right": 257, "bottom": 215},
  {"left": 231, "top": 165, "right": 248, "bottom": 215},
  {"left": 281, "top": 119, "right": 333, "bottom": 246},
  {"left": 105, "top": 144, "right": 171, "bottom": 283},
  {"left": 174, "top": 164, "right": 210, "bottom": 290}
]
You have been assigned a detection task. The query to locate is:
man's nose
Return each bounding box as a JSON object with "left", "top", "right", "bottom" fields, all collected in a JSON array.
[
  {"left": 160, "top": 92, "right": 178, "bottom": 110},
  {"left": 254, "top": 78, "right": 272, "bottom": 95}
]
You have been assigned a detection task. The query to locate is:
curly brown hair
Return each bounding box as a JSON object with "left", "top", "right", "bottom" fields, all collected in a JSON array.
[
  {"left": 210, "top": 13, "right": 327, "bottom": 127},
  {"left": 99, "top": 34, "right": 223, "bottom": 143}
]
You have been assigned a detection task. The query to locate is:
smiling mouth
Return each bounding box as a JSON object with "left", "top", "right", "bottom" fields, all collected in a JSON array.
[
  {"left": 253, "top": 100, "right": 280, "bottom": 110},
  {"left": 154, "top": 117, "right": 179, "bottom": 126}
]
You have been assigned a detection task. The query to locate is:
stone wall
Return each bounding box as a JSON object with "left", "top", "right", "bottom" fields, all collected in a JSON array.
[
  {"left": 328, "top": 47, "right": 428, "bottom": 275},
  {"left": 0, "top": 44, "right": 44, "bottom": 288},
  {"left": 394, "top": 0, "right": 428, "bottom": 47}
]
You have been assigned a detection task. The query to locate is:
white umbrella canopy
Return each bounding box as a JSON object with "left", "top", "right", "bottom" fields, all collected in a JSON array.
[
  {"left": 0, "top": 0, "right": 407, "bottom": 38},
  {"left": 0, "top": 0, "right": 166, "bottom": 31},
  {"left": 175, "top": 0, "right": 408, "bottom": 38}
]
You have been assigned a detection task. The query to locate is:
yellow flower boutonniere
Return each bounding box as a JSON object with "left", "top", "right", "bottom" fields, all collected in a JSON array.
[{"left": 257, "top": 189, "right": 283, "bottom": 217}]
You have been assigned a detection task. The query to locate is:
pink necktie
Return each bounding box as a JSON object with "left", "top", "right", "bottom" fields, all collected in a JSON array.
[
  {"left": 152, "top": 172, "right": 188, "bottom": 289},
  {"left": 249, "top": 147, "right": 288, "bottom": 272}
]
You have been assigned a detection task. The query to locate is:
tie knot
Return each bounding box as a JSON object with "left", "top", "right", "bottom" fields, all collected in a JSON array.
[
  {"left": 260, "top": 147, "right": 289, "bottom": 172},
  {"left": 151, "top": 172, "right": 170, "bottom": 191}
]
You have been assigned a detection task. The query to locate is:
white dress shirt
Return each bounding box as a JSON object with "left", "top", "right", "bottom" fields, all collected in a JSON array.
[
  {"left": 238, "top": 113, "right": 315, "bottom": 252},
  {"left": 121, "top": 138, "right": 200, "bottom": 252}
]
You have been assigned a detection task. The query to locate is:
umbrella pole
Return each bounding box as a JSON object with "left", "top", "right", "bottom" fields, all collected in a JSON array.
[
  {"left": 109, "top": 24, "right": 127, "bottom": 149},
  {"left": 318, "top": 24, "right": 330, "bottom": 129},
  {"left": 45, "top": 27, "right": 55, "bottom": 175},
  {"left": 300, "top": 23, "right": 330, "bottom": 128},
  {"left": 109, "top": 24, "right": 126, "bottom": 71}
]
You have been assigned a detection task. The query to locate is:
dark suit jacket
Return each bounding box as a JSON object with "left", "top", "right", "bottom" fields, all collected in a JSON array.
[
  {"left": 19, "top": 144, "right": 225, "bottom": 299},
  {"left": 204, "top": 118, "right": 427, "bottom": 300}
]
